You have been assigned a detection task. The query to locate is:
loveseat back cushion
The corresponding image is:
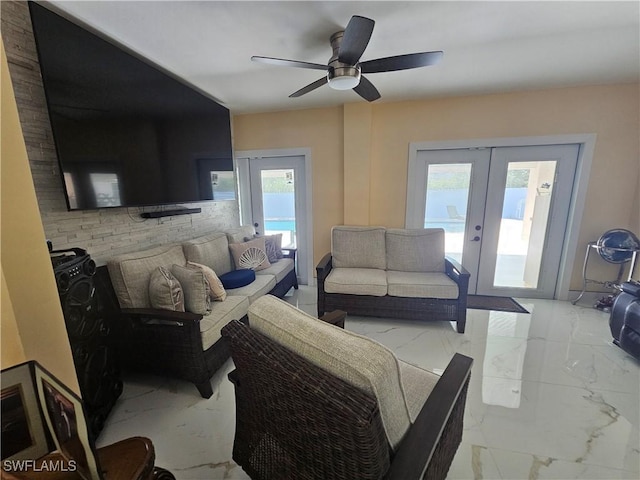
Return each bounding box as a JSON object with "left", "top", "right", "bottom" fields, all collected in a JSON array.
[
  {"left": 386, "top": 228, "right": 446, "bottom": 273},
  {"left": 331, "top": 226, "right": 386, "bottom": 269},
  {"left": 107, "top": 244, "right": 187, "bottom": 309},
  {"left": 248, "top": 295, "right": 412, "bottom": 451},
  {"left": 182, "top": 232, "right": 233, "bottom": 276}
]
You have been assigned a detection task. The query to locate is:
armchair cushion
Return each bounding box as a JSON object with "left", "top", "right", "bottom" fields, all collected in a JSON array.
[
  {"left": 248, "top": 295, "right": 414, "bottom": 450},
  {"left": 324, "top": 267, "right": 388, "bottom": 296},
  {"left": 387, "top": 271, "right": 459, "bottom": 299},
  {"left": 398, "top": 361, "right": 440, "bottom": 422},
  {"left": 331, "top": 226, "right": 386, "bottom": 269},
  {"left": 386, "top": 228, "right": 445, "bottom": 273}
]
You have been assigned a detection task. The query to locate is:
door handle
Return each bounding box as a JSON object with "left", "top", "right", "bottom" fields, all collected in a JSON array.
[
  {"left": 471, "top": 236, "right": 481, "bottom": 242},
  {"left": 254, "top": 222, "right": 259, "bottom": 227}
]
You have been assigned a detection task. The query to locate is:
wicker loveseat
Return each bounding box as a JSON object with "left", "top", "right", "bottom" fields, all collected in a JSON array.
[
  {"left": 317, "top": 226, "right": 470, "bottom": 333},
  {"left": 99, "top": 226, "right": 297, "bottom": 398},
  {"left": 222, "top": 295, "right": 473, "bottom": 480}
]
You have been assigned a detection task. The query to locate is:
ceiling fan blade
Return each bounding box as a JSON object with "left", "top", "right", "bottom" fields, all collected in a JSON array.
[
  {"left": 289, "top": 76, "right": 328, "bottom": 98},
  {"left": 338, "top": 15, "right": 375, "bottom": 65},
  {"left": 360, "top": 51, "right": 444, "bottom": 74},
  {"left": 251, "top": 56, "right": 328, "bottom": 71},
  {"left": 353, "top": 75, "right": 380, "bottom": 102}
]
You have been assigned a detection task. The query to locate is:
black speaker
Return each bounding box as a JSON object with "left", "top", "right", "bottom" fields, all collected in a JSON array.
[{"left": 51, "top": 248, "right": 122, "bottom": 439}]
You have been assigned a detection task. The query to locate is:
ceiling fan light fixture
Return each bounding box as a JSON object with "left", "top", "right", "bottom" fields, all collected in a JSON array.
[{"left": 327, "top": 65, "right": 361, "bottom": 90}]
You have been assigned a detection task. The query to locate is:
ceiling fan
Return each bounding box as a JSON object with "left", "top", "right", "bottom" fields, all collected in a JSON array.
[{"left": 252, "top": 15, "right": 443, "bottom": 102}]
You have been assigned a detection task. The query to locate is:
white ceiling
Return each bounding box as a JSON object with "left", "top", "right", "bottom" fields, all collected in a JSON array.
[{"left": 46, "top": 1, "right": 640, "bottom": 114}]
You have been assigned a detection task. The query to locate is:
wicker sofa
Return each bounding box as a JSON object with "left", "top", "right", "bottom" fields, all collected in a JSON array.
[
  {"left": 99, "top": 226, "right": 298, "bottom": 398},
  {"left": 317, "top": 226, "right": 470, "bottom": 333},
  {"left": 222, "top": 295, "right": 473, "bottom": 479}
]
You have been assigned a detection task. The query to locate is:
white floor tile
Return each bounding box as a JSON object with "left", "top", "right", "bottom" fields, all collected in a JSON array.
[{"left": 96, "top": 287, "right": 640, "bottom": 479}]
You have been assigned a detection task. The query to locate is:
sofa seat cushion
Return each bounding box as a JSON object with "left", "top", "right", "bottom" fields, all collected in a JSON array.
[
  {"left": 220, "top": 269, "right": 255, "bottom": 289},
  {"left": 200, "top": 296, "right": 250, "bottom": 350},
  {"left": 386, "top": 228, "right": 446, "bottom": 273},
  {"left": 256, "top": 258, "right": 294, "bottom": 283},
  {"left": 325, "top": 268, "right": 388, "bottom": 296},
  {"left": 331, "top": 226, "right": 386, "bottom": 269},
  {"left": 182, "top": 232, "right": 234, "bottom": 277},
  {"left": 398, "top": 360, "right": 440, "bottom": 422},
  {"left": 387, "top": 271, "right": 459, "bottom": 299},
  {"left": 248, "top": 295, "right": 413, "bottom": 451},
  {"left": 108, "top": 244, "right": 187, "bottom": 309},
  {"left": 226, "top": 274, "right": 277, "bottom": 303}
]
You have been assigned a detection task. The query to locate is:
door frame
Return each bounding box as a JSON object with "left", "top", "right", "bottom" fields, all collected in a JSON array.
[
  {"left": 406, "top": 134, "right": 596, "bottom": 300},
  {"left": 236, "top": 148, "right": 314, "bottom": 286}
]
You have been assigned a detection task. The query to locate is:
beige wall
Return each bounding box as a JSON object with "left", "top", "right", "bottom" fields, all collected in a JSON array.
[
  {"left": 1, "top": 43, "right": 79, "bottom": 392},
  {"left": 233, "top": 107, "right": 344, "bottom": 268},
  {"left": 234, "top": 83, "right": 640, "bottom": 289},
  {"left": 1, "top": 267, "right": 26, "bottom": 366}
]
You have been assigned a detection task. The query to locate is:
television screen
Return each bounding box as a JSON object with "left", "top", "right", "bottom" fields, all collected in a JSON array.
[{"left": 29, "top": 2, "right": 234, "bottom": 210}]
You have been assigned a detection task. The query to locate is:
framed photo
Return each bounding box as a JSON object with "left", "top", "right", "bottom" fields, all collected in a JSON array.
[
  {"left": 34, "top": 363, "right": 102, "bottom": 480},
  {"left": 1, "top": 362, "right": 49, "bottom": 461}
]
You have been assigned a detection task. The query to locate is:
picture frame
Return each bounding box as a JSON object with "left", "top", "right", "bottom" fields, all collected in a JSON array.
[
  {"left": 1, "top": 362, "right": 49, "bottom": 461},
  {"left": 33, "top": 363, "right": 102, "bottom": 480}
]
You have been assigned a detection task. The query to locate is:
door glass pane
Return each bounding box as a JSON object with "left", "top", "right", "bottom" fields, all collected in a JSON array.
[
  {"left": 424, "top": 164, "right": 471, "bottom": 262},
  {"left": 261, "top": 169, "right": 296, "bottom": 247},
  {"left": 493, "top": 161, "right": 556, "bottom": 288}
]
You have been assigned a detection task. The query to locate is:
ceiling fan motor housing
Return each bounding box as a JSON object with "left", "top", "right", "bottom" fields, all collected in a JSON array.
[{"left": 327, "top": 30, "right": 361, "bottom": 89}]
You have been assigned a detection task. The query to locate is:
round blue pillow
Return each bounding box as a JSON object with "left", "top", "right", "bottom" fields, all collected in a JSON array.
[{"left": 219, "top": 269, "right": 256, "bottom": 289}]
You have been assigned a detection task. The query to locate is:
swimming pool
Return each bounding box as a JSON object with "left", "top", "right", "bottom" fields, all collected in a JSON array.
[{"left": 265, "top": 219, "right": 296, "bottom": 232}]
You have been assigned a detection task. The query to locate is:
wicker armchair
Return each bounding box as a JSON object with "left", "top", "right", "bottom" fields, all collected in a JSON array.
[{"left": 221, "top": 296, "right": 473, "bottom": 480}]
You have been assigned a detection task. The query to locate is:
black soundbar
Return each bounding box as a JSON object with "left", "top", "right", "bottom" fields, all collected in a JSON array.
[{"left": 140, "top": 208, "right": 202, "bottom": 219}]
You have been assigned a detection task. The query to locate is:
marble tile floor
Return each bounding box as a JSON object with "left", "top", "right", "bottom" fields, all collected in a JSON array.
[{"left": 97, "top": 287, "right": 639, "bottom": 479}]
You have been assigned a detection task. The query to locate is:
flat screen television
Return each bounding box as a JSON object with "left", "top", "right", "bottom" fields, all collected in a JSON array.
[{"left": 29, "top": 2, "right": 234, "bottom": 210}]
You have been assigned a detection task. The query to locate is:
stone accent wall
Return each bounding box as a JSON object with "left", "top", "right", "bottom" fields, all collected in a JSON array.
[{"left": 1, "top": 1, "right": 240, "bottom": 264}]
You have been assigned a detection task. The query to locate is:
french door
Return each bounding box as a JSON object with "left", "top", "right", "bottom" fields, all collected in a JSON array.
[
  {"left": 407, "top": 144, "right": 579, "bottom": 298},
  {"left": 236, "top": 152, "right": 310, "bottom": 285}
]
